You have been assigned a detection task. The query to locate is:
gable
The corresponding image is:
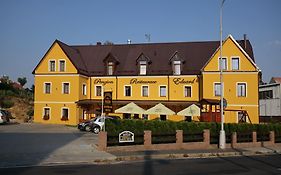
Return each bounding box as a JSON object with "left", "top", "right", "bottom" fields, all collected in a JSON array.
[
  {"left": 33, "top": 41, "right": 78, "bottom": 74},
  {"left": 203, "top": 35, "right": 259, "bottom": 72}
]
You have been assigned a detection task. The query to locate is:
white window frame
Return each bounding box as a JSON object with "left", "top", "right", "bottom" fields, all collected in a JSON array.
[
  {"left": 139, "top": 61, "right": 147, "bottom": 75},
  {"left": 82, "top": 83, "right": 87, "bottom": 96},
  {"left": 218, "top": 57, "right": 227, "bottom": 71},
  {"left": 141, "top": 85, "right": 149, "bottom": 97},
  {"left": 49, "top": 60, "right": 56, "bottom": 72},
  {"left": 237, "top": 82, "right": 247, "bottom": 97},
  {"left": 159, "top": 85, "right": 167, "bottom": 97},
  {"left": 124, "top": 85, "right": 132, "bottom": 97},
  {"left": 214, "top": 82, "right": 222, "bottom": 97},
  {"left": 236, "top": 111, "right": 248, "bottom": 123},
  {"left": 61, "top": 107, "right": 69, "bottom": 119},
  {"left": 184, "top": 85, "right": 192, "bottom": 97},
  {"left": 173, "top": 60, "right": 181, "bottom": 75},
  {"left": 42, "top": 107, "right": 51, "bottom": 119},
  {"left": 59, "top": 59, "right": 66, "bottom": 72},
  {"left": 95, "top": 85, "right": 102, "bottom": 97},
  {"left": 44, "top": 82, "right": 52, "bottom": 94},
  {"left": 231, "top": 57, "right": 240, "bottom": 70},
  {"left": 62, "top": 82, "right": 70, "bottom": 94},
  {"left": 107, "top": 61, "right": 114, "bottom": 75}
]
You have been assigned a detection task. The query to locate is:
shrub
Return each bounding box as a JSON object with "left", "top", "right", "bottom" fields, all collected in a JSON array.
[{"left": 0, "top": 99, "right": 14, "bottom": 108}]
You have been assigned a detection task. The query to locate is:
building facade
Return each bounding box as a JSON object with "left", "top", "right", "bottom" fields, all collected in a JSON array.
[
  {"left": 33, "top": 35, "right": 260, "bottom": 125},
  {"left": 259, "top": 77, "right": 281, "bottom": 122}
]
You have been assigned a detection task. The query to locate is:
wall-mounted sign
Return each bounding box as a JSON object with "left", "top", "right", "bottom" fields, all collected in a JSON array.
[
  {"left": 119, "top": 131, "right": 134, "bottom": 143},
  {"left": 173, "top": 78, "right": 195, "bottom": 85},
  {"left": 103, "top": 91, "right": 113, "bottom": 113},
  {"left": 130, "top": 78, "right": 157, "bottom": 84},
  {"left": 94, "top": 79, "right": 114, "bottom": 86}
]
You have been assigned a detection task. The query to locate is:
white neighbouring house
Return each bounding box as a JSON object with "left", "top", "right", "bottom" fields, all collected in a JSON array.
[{"left": 259, "top": 77, "right": 281, "bottom": 122}]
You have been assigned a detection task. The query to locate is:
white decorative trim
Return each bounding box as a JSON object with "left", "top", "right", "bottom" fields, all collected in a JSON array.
[
  {"left": 230, "top": 56, "right": 240, "bottom": 71},
  {"left": 35, "top": 74, "right": 88, "bottom": 78},
  {"left": 62, "top": 82, "right": 70, "bottom": 94},
  {"left": 184, "top": 85, "right": 192, "bottom": 98},
  {"left": 94, "top": 85, "right": 102, "bottom": 97},
  {"left": 159, "top": 85, "right": 167, "bottom": 97},
  {"left": 236, "top": 82, "right": 247, "bottom": 97},
  {"left": 228, "top": 104, "right": 258, "bottom": 107},
  {"left": 202, "top": 71, "right": 258, "bottom": 75},
  {"left": 61, "top": 107, "right": 70, "bottom": 119},
  {"left": 118, "top": 76, "right": 168, "bottom": 79},
  {"left": 48, "top": 59, "right": 56, "bottom": 72},
  {"left": 218, "top": 57, "right": 227, "bottom": 71},
  {"left": 43, "top": 82, "right": 52, "bottom": 94},
  {"left": 59, "top": 59, "right": 66, "bottom": 72},
  {"left": 42, "top": 107, "right": 51, "bottom": 119},
  {"left": 213, "top": 82, "right": 223, "bottom": 97},
  {"left": 124, "top": 85, "right": 132, "bottom": 97},
  {"left": 141, "top": 85, "right": 149, "bottom": 97},
  {"left": 82, "top": 83, "right": 87, "bottom": 96},
  {"left": 35, "top": 101, "right": 75, "bottom": 104}
]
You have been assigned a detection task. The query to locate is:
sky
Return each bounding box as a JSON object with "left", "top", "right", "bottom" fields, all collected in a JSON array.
[{"left": 0, "top": 0, "right": 280, "bottom": 88}]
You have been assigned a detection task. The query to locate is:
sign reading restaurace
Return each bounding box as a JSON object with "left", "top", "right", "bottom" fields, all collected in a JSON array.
[
  {"left": 119, "top": 131, "right": 134, "bottom": 143},
  {"left": 130, "top": 78, "right": 157, "bottom": 84}
]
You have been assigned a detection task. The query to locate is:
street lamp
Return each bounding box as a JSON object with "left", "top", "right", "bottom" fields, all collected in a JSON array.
[
  {"left": 219, "top": 0, "right": 226, "bottom": 149},
  {"left": 101, "top": 85, "right": 105, "bottom": 131}
]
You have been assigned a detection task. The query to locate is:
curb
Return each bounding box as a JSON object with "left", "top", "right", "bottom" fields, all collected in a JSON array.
[{"left": 0, "top": 149, "right": 278, "bottom": 168}]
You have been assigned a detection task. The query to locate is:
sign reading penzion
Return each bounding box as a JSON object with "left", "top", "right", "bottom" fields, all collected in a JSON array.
[{"left": 93, "top": 79, "right": 114, "bottom": 86}]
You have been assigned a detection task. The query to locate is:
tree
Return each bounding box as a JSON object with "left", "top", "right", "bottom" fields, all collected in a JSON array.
[
  {"left": 17, "top": 77, "right": 27, "bottom": 87},
  {"left": 103, "top": 40, "right": 114, "bottom": 45}
]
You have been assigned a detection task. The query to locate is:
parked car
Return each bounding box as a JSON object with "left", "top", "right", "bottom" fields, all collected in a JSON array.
[
  {"left": 77, "top": 115, "right": 120, "bottom": 133},
  {"left": 77, "top": 118, "right": 97, "bottom": 131},
  {"left": 0, "top": 110, "right": 9, "bottom": 124}
]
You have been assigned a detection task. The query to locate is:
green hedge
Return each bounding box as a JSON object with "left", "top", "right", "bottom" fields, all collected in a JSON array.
[{"left": 105, "top": 119, "right": 281, "bottom": 137}]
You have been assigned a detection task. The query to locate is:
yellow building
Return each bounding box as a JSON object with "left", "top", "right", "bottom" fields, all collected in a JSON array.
[{"left": 33, "top": 35, "right": 260, "bottom": 125}]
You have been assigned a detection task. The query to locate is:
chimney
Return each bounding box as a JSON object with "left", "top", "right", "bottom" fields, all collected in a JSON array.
[
  {"left": 243, "top": 34, "right": 247, "bottom": 49},
  {"left": 127, "top": 39, "right": 131, "bottom": 44},
  {"left": 96, "top": 42, "right": 102, "bottom": 45}
]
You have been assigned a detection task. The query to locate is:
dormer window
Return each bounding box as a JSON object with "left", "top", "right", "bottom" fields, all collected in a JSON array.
[
  {"left": 103, "top": 53, "right": 118, "bottom": 76},
  {"left": 139, "top": 61, "right": 147, "bottom": 75},
  {"left": 173, "top": 60, "right": 181, "bottom": 75},
  {"left": 107, "top": 61, "right": 114, "bottom": 75},
  {"left": 170, "top": 52, "right": 183, "bottom": 75},
  {"left": 136, "top": 53, "right": 150, "bottom": 75}
]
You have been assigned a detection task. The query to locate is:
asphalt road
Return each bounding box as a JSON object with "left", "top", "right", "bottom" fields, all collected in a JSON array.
[
  {"left": 1, "top": 155, "right": 281, "bottom": 175},
  {"left": 0, "top": 123, "right": 114, "bottom": 167}
]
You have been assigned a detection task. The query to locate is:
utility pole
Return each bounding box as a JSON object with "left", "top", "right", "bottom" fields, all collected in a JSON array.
[{"left": 219, "top": 0, "right": 226, "bottom": 149}]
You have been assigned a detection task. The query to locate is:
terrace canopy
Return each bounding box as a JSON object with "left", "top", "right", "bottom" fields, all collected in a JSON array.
[
  {"left": 114, "top": 102, "right": 145, "bottom": 114},
  {"left": 177, "top": 104, "right": 201, "bottom": 116},
  {"left": 144, "top": 103, "right": 175, "bottom": 115}
]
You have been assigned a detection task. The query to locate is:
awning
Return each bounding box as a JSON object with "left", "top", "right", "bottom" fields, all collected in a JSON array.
[
  {"left": 177, "top": 104, "right": 201, "bottom": 116},
  {"left": 144, "top": 103, "right": 175, "bottom": 115},
  {"left": 114, "top": 102, "right": 145, "bottom": 114}
]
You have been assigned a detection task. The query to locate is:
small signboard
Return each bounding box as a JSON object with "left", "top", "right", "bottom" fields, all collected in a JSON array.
[
  {"left": 103, "top": 91, "right": 113, "bottom": 113},
  {"left": 119, "top": 131, "right": 134, "bottom": 143}
]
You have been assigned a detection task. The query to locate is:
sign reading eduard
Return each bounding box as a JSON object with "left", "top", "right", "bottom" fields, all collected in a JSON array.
[
  {"left": 103, "top": 91, "right": 113, "bottom": 113},
  {"left": 119, "top": 131, "right": 134, "bottom": 143},
  {"left": 130, "top": 78, "right": 157, "bottom": 84},
  {"left": 173, "top": 78, "right": 196, "bottom": 85}
]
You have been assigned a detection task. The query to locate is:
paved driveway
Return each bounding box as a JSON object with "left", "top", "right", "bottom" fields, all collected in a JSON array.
[{"left": 0, "top": 123, "right": 115, "bottom": 167}]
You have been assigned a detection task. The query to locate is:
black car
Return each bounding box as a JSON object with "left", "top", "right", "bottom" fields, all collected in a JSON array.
[{"left": 77, "top": 118, "right": 97, "bottom": 132}]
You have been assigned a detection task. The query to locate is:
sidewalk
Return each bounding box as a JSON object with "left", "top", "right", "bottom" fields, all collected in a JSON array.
[
  {"left": 106, "top": 143, "right": 281, "bottom": 162},
  {"left": 41, "top": 144, "right": 281, "bottom": 166}
]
